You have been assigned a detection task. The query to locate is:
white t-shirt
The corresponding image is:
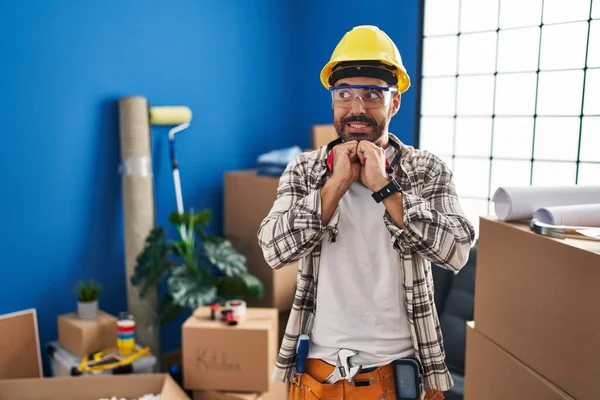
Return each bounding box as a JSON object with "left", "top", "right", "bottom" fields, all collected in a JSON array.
[{"left": 307, "top": 146, "right": 414, "bottom": 368}]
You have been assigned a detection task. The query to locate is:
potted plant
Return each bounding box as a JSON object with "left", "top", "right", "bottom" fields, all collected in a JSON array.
[
  {"left": 75, "top": 279, "right": 102, "bottom": 319},
  {"left": 130, "top": 209, "right": 264, "bottom": 325}
]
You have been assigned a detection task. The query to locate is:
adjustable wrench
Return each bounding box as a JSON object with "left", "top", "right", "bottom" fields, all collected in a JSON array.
[{"left": 323, "top": 349, "right": 362, "bottom": 383}]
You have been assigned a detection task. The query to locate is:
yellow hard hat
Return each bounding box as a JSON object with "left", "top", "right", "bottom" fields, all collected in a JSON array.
[{"left": 320, "top": 25, "right": 411, "bottom": 93}]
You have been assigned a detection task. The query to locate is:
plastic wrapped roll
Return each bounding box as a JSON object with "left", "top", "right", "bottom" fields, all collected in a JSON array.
[{"left": 118, "top": 96, "right": 160, "bottom": 364}]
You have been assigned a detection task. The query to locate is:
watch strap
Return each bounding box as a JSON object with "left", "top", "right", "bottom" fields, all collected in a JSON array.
[{"left": 372, "top": 179, "right": 402, "bottom": 203}]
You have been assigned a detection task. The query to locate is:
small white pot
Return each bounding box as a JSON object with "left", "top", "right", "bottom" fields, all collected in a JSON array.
[{"left": 77, "top": 300, "right": 99, "bottom": 319}]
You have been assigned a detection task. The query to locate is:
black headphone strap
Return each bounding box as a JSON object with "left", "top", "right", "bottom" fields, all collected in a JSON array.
[{"left": 326, "top": 137, "right": 343, "bottom": 152}]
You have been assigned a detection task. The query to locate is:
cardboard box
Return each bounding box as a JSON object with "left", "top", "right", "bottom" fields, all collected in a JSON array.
[
  {"left": 224, "top": 170, "right": 298, "bottom": 312},
  {"left": 0, "top": 309, "right": 42, "bottom": 380},
  {"left": 183, "top": 307, "right": 278, "bottom": 392},
  {"left": 193, "top": 380, "right": 288, "bottom": 400},
  {"left": 465, "top": 322, "right": 574, "bottom": 400},
  {"left": 474, "top": 216, "right": 600, "bottom": 400},
  {"left": 278, "top": 310, "right": 290, "bottom": 347},
  {"left": 193, "top": 391, "right": 258, "bottom": 400},
  {"left": 311, "top": 124, "right": 337, "bottom": 148},
  {"left": 260, "top": 380, "right": 289, "bottom": 400},
  {"left": 58, "top": 311, "right": 118, "bottom": 356},
  {"left": 0, "top": 373, "right": 190, "bottom": 400}
]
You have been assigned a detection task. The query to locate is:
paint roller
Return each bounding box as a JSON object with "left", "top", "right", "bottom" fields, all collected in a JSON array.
[{"left": 149, "top": 105, "right": 193, "bottom": 239}]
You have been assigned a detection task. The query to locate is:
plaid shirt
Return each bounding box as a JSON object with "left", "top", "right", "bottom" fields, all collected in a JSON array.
[{"left": 257, "top": 133, "right": 476, "bottom": 392}]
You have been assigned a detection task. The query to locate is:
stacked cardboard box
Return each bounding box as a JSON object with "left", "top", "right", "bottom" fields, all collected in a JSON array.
[
  {"left": 183, "top": 306, "right": 287, "bottom": 399},
  {"left": 57, "top": 310, "right": 118, "bottom": 356},
  {"left": 217, "top": 125, "right": 338, "bottom": 399},
  {"left": 223, "top": 124, "right": 337, "bottom": 329},
  {"left": 465, "top": 216, "right": 600, "bottom": 400},
  {"left": 224, "top": 170, "right": 298, "bottom": 315}
]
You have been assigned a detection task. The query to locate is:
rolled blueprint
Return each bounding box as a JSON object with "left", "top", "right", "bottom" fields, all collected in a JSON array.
[
  {"left": 118, "top": 95, "right": 160, "bottom": 364},
  {"left": 492, "top": 186, "right": 600, "bottom": 221},
  {"left": 533, "top": 203, "right": 600, "bottom": 227}
]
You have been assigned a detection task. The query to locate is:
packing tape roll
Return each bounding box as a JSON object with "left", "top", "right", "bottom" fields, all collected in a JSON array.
[
  {"left": 120, "top": 156, "right": 152, "bottom": 177},
  {"left": 225, "top": 299, "right": 247, "bottom": 320}
]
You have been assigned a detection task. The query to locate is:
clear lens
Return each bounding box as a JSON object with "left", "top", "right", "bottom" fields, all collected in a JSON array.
[{"left": 330, "top": 85, "right": 396, "bottom": 108}]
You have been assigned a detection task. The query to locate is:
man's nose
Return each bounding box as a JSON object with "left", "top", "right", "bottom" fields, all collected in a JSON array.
[{"left": 349, "top": 96, "right": 367, "bottom": 114}]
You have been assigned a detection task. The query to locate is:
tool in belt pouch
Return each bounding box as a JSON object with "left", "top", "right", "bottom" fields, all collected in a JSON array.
[
  {"left": 321, "top": 352, "right": 424, "bottom": 400},
  {"left": 323, "top": 349, "right": 361, "bottom": 384},
  {"left": 392, "top": 356, "right": 424, "bottom": 400}
]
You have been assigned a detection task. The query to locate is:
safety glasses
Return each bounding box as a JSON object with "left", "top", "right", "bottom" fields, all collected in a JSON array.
[{"left": 329, "top": 85, "right": 397, "bottom": 109}]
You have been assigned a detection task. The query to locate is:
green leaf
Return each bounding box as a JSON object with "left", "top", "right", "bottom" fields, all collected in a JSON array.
[
  {"left": 195, "top": 230, "right": 225, "bottom": 245},
  {"left": 168, "top": 211, "right": 190, "bottom": 226},
  {"left": 75, "top": 279, "right": 102, "bottom": 302},
  {"left": 169, "top": 210, "right": 212, "bottom": 227},
  {"left": 167, "top": 266, "right": 217, "bottom": 310},
  {"left": 237, "top": 272, "right": 264, "bottom": 298},
  {"left": 130, "top": 228, "right": 177, "bottom": 298},
  {"left": 204, "top": 240, "right": 247, "bottom": 277},
  {"left": 215, "top": 272, "right": 264, "bottom": 300}
]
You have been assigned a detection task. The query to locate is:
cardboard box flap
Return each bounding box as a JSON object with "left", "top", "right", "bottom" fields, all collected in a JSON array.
[
  {"left": 161, "top": 374, "right": 193, "bottom": 399},
  {"left": 0, "top": 374, "right": 190, "bottom": 400},
  {"left": 0, "top": 309, "right": 42, "bottom": 380}
]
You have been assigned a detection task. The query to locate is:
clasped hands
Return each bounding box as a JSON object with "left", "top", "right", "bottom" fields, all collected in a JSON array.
[{"left": 330, "top": 140, "right": 391, "bottom": 193}]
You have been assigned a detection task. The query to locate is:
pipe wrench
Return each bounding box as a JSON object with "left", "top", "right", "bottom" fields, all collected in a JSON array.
[{"left": 323, "top": 349, "right": 362, "bottom": 383}]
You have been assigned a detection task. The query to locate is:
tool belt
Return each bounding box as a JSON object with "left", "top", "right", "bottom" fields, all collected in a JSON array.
[
  {"left": 291, "top": 359, "right": 397, "bottom": 399},
  {"left": 291, "top": 358, "right": 433, "bottom": 400}
]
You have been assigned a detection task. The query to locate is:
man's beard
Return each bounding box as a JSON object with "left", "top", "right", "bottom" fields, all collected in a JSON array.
[{"left": 334, "top": 114, "right": 386, "bottom": 143}]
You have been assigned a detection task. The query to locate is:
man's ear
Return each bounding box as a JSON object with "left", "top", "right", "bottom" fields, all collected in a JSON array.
[{"left": 390, "top": 92, "right": 401, "bottom": 117}]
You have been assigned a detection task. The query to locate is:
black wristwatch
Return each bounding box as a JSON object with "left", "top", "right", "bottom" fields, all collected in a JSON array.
[{"left": 372, "top": 179, "right": 403, "bottom": 203}]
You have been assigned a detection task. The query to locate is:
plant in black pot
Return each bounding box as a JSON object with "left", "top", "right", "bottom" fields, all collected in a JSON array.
[
  {"left": 130, "top": 209, "right": 264, "bottom": 325},
  {"left": 75, "top": 279, "right": 102, "bottom": 319}
]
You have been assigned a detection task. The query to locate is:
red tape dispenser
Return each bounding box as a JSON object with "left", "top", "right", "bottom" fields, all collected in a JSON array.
[
  {"left": 211, "top": 299, "right": 246, "bottom": 326},
  {"left": 221, "top": 309, "right": 238, "bottom": 326},
  {"left": 209, "top": 303, "right": 220, "bottom": 321}
]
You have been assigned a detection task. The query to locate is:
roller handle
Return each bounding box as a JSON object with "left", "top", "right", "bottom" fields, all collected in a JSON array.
[{"left": 169, "top": 137, "right": 179, "bottom": 170}]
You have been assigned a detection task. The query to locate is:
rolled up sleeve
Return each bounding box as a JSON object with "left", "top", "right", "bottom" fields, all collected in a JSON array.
[
  {"left": 384, "top": 155, "right": 475, "bottom": 271},
  {"left": 258, "top": 154, "right": 339, "bottom": 269}
]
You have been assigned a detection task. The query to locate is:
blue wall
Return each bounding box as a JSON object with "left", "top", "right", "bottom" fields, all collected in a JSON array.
[{"left": 0, "top": 0, "right": 419, "bottom": 376}]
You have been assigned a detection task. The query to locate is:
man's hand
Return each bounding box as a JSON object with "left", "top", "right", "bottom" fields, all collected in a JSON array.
[
  {"left": 320, "top": 140, "right": 361, "bottom": 225},
  {"left": 331, "top": 140, "right": 361, "bottom": 190},
  {"left": 357, "top": 140, "right": 390, "bottom": 192}
]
